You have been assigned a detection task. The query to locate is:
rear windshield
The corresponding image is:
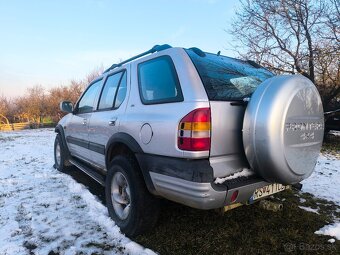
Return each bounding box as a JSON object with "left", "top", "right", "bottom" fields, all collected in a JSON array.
[{"left": 186, "top": 49, "right": 274, "bottom": 101}]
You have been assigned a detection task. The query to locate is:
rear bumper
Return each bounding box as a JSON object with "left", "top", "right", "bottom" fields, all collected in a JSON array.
[
  {"left": 150, "top": 172, "right": 270, "bottom": 210},
  {"left": 150, "top": 172, "right": 226, "bottom": 209},
  {"left": 137, "top": 153, "right": 278, "bottom": 210}
]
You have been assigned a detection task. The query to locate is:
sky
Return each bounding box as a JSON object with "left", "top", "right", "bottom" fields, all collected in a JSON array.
[{"left": 0, "top": 0, "right": 241, "bottom": 98}]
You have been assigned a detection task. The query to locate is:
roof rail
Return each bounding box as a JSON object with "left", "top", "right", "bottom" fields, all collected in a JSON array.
[{"left": 103, "top": 44, "right": 172, "bottom": 73}]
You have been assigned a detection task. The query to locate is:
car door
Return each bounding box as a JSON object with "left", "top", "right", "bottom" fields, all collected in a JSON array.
[
  {"left": 87, "top": 67, "right": 129, "bottom": 169},
  {"left": 65, "top": 79, "right": 103, "bottom": 162}
]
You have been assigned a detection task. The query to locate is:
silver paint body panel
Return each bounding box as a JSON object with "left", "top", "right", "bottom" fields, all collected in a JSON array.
[
  {"left": 209, "top": 101, "right": 248, "bottom": 177},
  {"left": 59, "top": 47, "right": 324, "bottom": 209}
]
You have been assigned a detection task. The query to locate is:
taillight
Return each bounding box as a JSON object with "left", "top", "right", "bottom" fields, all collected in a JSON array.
[
  {"left": 178, "top": 108, "right": 211, "bottom": 151},
  {"left": 230, "top": 190, "right": 239, "bottom": 203}
]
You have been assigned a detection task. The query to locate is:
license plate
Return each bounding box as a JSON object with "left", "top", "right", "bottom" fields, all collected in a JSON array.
[{"left": 252, "top": 183, "right": 289, "bottom": 201}]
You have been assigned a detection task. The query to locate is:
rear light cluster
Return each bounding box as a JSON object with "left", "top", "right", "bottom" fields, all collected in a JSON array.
[
  {"left": 178, "top": 108, "right": 211, "bottom": 151},
  {"left": 230, "top": 190, "right": 239, "bottom": 203}
]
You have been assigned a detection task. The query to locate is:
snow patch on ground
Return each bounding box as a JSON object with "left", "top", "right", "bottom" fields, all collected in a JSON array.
[
  {"left": 315, "top": 223, "right": 340, "bottom": 240},
  {"left": 302, "top": 154, "right": 340, "bottom": 206},
  {"left": 298, "top": 206, "right": 319, "bottom": 214},
  {"left": 328, "top": 238, "right": 336, "bottom": 243},
  {"left": 301, "top": 153, "right": 340, "bottom": 240},
  {"left": 330, "top": 131, "right": 340, "bottom": 136},
  {"left": 0, "top": 129, "right": 155, "bottom": 255},
  {"left": 214, "top": 168, "right": 254, "bottom": 184},
  {"left": 299, "top": 198, "right": 306, "bottom": 203}
]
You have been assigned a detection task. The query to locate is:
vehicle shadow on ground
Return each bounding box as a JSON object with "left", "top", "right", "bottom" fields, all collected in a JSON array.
[
  {"left": 67, "top": 167, "right": 106, "bottom": 203},
  {"left": 67, "top": 168, "right": 339, "bottom": 255}
]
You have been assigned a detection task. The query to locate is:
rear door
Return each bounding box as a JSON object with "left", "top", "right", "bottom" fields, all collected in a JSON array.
[
  {"left": 65, "top": 79, "right": 103, "bottom": 162},
  {"left": 185, "top": 49, "right": 274, "bottom": 177},
  {"left": 87, "top": 67, "right": 129, "bottom": 169}
]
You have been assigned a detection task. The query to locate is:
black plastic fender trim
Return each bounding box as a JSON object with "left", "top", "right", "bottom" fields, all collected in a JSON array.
[
  {"left": 105, "top": 133, "right": 143, "bottom": 164},
  {"left": 105, "top": 133, "right": 156, "bottom": 193},
  {"left": 54, "top": 124, "right": 71, "bottom": 159},
  {"left": 136, "top": 154, "right": 214, "bottom": 183}
]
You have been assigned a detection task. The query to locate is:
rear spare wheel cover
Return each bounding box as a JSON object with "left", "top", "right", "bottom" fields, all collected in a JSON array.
[{"left": 243, "top": 75, "right": 324, "bottom": 184}]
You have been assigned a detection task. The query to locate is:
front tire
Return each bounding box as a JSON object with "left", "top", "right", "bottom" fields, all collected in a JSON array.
[
  {"left": 105, "top": 155, "right": 159, "bottom": 237},
  {"left": 54, "top": 134, "right": 71, "bottom": 172}
]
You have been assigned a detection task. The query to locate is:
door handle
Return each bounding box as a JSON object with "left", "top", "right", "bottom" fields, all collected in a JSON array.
[
  {"left": 82, "top": 119, "right": 87, "bottom": 125},
  {"left": 109, "top": 117, "right": 117, "bottom": 126}
]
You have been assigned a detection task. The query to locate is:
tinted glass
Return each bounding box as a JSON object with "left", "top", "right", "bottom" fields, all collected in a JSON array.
[
  {"left": 98, "top": 72, "right": 123, "bottom": 110},
  {"left": 186, "top": 50, "right": 274, "bottom": 101},
  {"left": 77, "top": 80, "right": 102, "bottom": 113},
  {"left": 114, "top": 72, "right": 127, "bottom": 108},
  {"left": 138, "top": 56, "right": 183, "bottom": 104}
]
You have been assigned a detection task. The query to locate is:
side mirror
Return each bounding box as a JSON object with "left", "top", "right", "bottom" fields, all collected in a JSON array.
[{"left": 60, "top": 101, "right": 73, "bottom": 113}]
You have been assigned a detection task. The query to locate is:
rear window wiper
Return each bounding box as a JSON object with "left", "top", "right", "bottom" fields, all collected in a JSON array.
[{"left": 230, "top": 97, "right": 250, "bottom": 106}]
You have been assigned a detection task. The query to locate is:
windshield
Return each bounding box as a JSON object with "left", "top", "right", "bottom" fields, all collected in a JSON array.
[{"left": 186, "top": 49, "right": 274, "bottom": 101}]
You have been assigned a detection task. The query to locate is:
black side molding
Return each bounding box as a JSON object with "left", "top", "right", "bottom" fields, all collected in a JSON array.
[
  {"left": 88, "top": 142, "right": 105, "bottom": 155},
  {"left": 66, "top": 136, "right": 105, "bottom": 155},
  {"left": 66, "top": 136, "right": 87, "bottom": 148}
]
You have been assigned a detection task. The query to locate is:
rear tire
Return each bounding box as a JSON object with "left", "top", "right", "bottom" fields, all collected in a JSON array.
[
  {"left": 54, "top": 134, "right": 71, "bottom": 172},
  {"left": 105, "top": 155, "right": 159, "bottom": 237}
]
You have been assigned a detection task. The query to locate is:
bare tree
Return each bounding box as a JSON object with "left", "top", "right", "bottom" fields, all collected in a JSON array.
[
  {"left": 0, "top": 95, "right": 9, "bottom": 116},
  {"left": 13, "top": 96, "right": 30, "bottom": 122},
  {"left": 84, "top": 65, "right": 104, "bottom": 85},
  {"left": 19, "top": 85, "right": 48, "bottom": 124},
  {"left": 230, "top": 0, "right": 339, "bottom": 110},
  {"left": 3, "top": 67, "right": 106, "bottom": 123},
  {"left": 46, "top": 81, "right": 84, "bottom": 122},
  {"left": 44, "top": 67, "right": 104, "bottom": 122}
]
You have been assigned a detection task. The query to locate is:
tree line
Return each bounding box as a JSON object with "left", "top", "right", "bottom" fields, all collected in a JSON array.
[
  {"left": 1, "top": 0, "right": 338, "bottom": 124},
  {"left": 0, "top": 69, "right": 102, "bottom": 124},
  {"left": 230, "top": 0, "right": 339, "bottom": 110}
]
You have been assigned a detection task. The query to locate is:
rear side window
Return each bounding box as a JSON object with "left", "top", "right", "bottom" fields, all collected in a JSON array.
[
  {"left": 186, "top": 50, "right": 274, "bottom": 101},
  {"left": 98, "top": 72, "right": 123, "bottom": 110},
  {"left": 138, "top": 56, "right": 183, "bottom": 104},
  {"left": 77, "top": 79, "right": 102, "bottom": 114}
]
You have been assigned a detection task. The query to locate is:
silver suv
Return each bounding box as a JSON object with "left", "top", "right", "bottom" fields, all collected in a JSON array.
[{"left": 54, "top": 44, "right": 324, "bottom": 236}]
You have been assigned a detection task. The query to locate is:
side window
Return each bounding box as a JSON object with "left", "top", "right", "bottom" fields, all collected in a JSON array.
[
  {"left": 77, "top": 80, "right": 102, "bottom": 114},
  {"left": 98, "top": 72, "right": 123, "bottom": 110},
  {"left": 114, "top": 72, "right": 127, "bottom": 108},
  {"left": 138, "top": 56, "right": 183, "bottom": 104}
]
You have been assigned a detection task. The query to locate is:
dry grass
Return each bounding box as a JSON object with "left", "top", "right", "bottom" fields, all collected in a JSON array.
[
  {"left": 69, "top": 136, "right": 340, "bottom": 254},
  {"left": 322, "top": 132, "right": 340, "bottom": 157},
  {"left": 136, "top": 190, "right": 339, "bottom": 254}
]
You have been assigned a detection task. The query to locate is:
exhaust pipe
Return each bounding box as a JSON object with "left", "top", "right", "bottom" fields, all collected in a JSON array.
[
  {"left": 258, "top": 200, "right": 283, "bottom": 212},
  {"left": 292, "top": 183, "right": 303, "bottom": 190}
]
